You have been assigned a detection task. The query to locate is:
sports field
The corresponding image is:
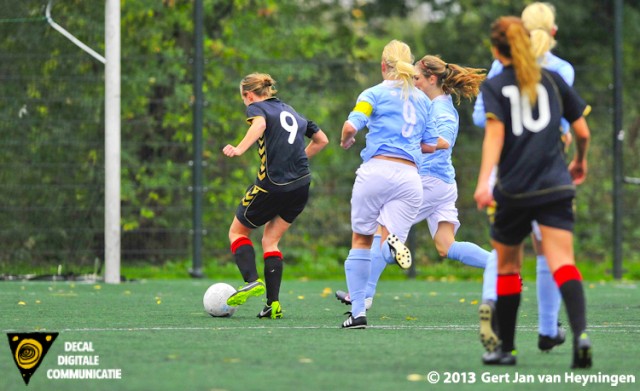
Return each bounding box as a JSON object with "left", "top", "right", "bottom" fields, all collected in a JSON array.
[{"left": 1, "top": 278, "right": 638, "bottom": 391}]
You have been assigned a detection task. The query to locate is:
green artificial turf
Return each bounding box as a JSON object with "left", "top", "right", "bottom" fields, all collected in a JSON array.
[{"left": 1, "top": 279, "right": 638, "bottom": 391}]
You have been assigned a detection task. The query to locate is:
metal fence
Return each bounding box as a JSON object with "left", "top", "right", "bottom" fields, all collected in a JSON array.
[{"left": 1, "top": 47, "right": 638, "bottom": 277}]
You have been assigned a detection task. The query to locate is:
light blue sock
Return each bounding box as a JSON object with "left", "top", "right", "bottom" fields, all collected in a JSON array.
[
  {"left": 366, "top": 235, "right": 385, "bottom": 299},
  {"left": 344, "top": 248, "right": 371, "bottom": 318},
  {"left": 380, "top": 238, "right": 395, "bottom": 265},
  {"left": 537, "top": 255, "right": 561, "bottom": 336},
  {"left": 482, "top": 250, "right": 497, "bottom": 302},
  {"left": 447, "top": 241, "right": 490, "bottom": 269}
]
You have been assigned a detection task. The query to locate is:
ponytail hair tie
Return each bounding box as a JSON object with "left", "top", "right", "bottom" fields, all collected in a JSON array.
[{"left": 445, "top": 63, "right": 449, "bottom": 69}]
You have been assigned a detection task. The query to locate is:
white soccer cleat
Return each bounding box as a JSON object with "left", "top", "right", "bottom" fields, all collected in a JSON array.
[{"left": 387, "top": 234, "right": 412, "bottom": 269}]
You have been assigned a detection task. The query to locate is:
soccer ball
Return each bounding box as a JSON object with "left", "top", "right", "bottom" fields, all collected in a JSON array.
[{"left": 203, "top": 283, "right": 238, "bottom": 317}]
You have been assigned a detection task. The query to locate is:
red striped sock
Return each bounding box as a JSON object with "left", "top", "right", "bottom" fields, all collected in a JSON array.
[
  {"left": 495, "top": 273, "right": 522, "bottom": 352},
  {"left": 497, "top": 273, "right": 522, "bottom": 296},
  {"left": 554, "top": 264, "right": 586, "bottom": 337},
  {"left": 230, "top": 237, "right": 252, "bottom": 254},
  {"left": 553, "top": 264, "right": 582, "bottom": 287},
  {"left": 264, "top": 251, "right": 282, "bottom": 260}
]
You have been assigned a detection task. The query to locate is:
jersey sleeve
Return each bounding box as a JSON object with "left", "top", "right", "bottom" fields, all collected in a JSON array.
[
  {"left": 552, "top": 59, "right": 575, "bottom": 134},
  {"left": 472, "top": 60, "right": 504, "bottom": 128},
  {"left": 550, "top": 72, "right": 587, "bottom": 124},
  {"left": 433, "top": 102, "right": 457, "bottom": 145},
  {"left": 304, "top": 119, "right": 321, "bottom": 138},
  {"left": 346, "top": 89, "right": 375, "bottom": 131},
  {"left": 555, "top": 60, "right": 575, "bottom": 87},
  {"left": 245, "top": 104, "right": 266, "bottom": 124},
  {"left": 487, "top": 60, "right": 504, "bottom": 79},
  {"left": 479, "top": 81, "right": 505, "bottom": 124},
  {"left": 421, "top": 107, "right": 439, "bottom": 146},
  {"left": 472, "top": 92, "right": 487, "bottom": 128}
]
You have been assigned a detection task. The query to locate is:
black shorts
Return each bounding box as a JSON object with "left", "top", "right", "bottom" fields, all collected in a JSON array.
[
  {"left": 235, "top": 184, "right": 310, "bottom": 229},
  {"left": 491, "top": 197, "right": 574, "bottom": 246}
]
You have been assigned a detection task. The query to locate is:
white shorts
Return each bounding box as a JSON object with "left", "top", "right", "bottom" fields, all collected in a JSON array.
[
  {"left": 351, "top": 158, "right": 422, "bottom": 242},
  {"left": 531, "top": 220, "right": 542, "bottom": 241},
  {"left": 414, "top": 176, "right": 460, "bottom": 238}
]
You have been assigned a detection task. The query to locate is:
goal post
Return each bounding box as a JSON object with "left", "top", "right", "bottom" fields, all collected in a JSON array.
[
  {"left": 104, "top": 0, "right": 121, "bottom": 284},
  {"left": 43, "top": 0, "right": 121, "bottom": 283}
]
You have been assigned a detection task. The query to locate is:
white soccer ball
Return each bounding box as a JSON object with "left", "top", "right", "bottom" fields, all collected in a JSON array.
[{"left": 203, "top": 283, "right": 238, "bottom": 317}]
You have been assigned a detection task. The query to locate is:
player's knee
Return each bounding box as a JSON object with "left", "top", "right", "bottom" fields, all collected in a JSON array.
[
  {"left": 435, "top": 241, "right": 450, "bottom": 258},
  {"left": 261, "top": 237, "right": 279, "bottom": 251},
  {"left": 434, "top": 236, "right": 453, "bottom": 258}
]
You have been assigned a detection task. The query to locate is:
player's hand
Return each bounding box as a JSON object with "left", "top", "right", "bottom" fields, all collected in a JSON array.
[
  {"left": 474, "top": 183, "right": 494, "bottom": 210},
  {"left": 569, "top": 159, "right": 587, "bottom": 185},
  {"left": 222, "top": 144, "right": 240, "bottom": 157},
  {"left": 340, "top": 136, "right": 355, "bottom": 150}
]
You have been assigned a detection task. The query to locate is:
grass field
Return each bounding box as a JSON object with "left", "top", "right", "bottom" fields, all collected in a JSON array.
[{"left": 1, "top": 278, "right": 638, "bottom": 391}]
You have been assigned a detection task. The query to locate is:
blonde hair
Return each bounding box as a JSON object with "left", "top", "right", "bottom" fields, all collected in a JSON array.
[
  {"left": 240, "top": 73, "right": 277, "bottom": 98},
  {"left": 416, "top": 54, "right": 486, "bottom": 105},
  {"left": 522, "top": 2, "right": 557, "bottom": 59},
  {"left": 381, "top": 40, "right": 417, "bottom": 99},
  {"left": 491, "top": 16, "right": 541, "bottom": 105}
]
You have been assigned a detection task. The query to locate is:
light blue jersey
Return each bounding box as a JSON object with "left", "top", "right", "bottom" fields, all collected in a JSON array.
[
  {"left": 347, "top": 80, "right": 438, "bottom": 165},
  {"left": 419, "top": 94, "right": 458, "bottom": 183},
  {"left": 473, "top": 52, "right": 575, "bottom": 133}
]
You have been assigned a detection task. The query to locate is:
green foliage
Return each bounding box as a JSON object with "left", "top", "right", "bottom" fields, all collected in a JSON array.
[{"left": 0, "top": 1, "right": 638, "bottom": 280}]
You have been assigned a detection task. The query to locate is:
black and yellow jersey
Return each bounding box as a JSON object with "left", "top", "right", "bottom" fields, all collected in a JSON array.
[{"left": 245, "top": 97, "right": 320, "bottom": 192}]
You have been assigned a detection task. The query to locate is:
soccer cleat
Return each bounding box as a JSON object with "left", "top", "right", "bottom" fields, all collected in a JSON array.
[
  {"left": 387, "top": 234, "right": 412, "bottom": 269},
  {"left": 226, "top": 279, "right": 266, "bottom": 306},
  {"left": 341, "top": 313, "right": 367, "bottom": 329},
  {"left": 539, "top": 323, "right": 566, "bottom": 352},
  {"left": 482, "top": 347, "right": 517, "bottom": 365},
  {"left": 335, "top": 290, "right": 351, "bottom": 305},
  {"left": 571, "top": 332, "right": 593, "bottom": 369},
  {"left": 479, "top": 300, "right": 499, "bottom": 352},
  {"left": 334, "top": 290, "right": 372, "bottom": 310},
  {"left": 257, "top": 301, "right": 283, "bottom": 319}
]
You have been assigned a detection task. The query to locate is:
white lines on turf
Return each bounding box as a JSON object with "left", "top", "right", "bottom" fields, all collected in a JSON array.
[{"left": 2, "top": 324, "right": 638, "bottom": 333}]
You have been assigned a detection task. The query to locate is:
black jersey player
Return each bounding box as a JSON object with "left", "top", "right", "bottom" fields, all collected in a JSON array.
[
  {"left": 222, "top": 73, "right": 328, "bottom": 319},
  {"left": 473, "top": 16, "right": 592, "bottom": 369}
]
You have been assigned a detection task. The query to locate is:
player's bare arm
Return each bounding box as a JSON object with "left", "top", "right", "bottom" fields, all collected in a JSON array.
[
  {"left": 474, "top": 118, "right": 504, "bottom": 209},
  {"left": 421, "top": 142, "right": 437, "bottom": 153},
  {"left": 306, "top": 129, "right": 329, "bottom": 158},
  {"left": 340, "top": 121, "right": 357, "bottom": 149},
  {"left": 223, "top": 116, "right": 267, "bottom": 157},
  {"left": 568, "top": 116, "right": 591, "bottom": 185}
]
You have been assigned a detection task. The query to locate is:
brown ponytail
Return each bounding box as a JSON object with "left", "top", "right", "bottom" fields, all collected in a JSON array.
[
  {"left": 491, "top": 16, "right": 540, "bottom": 104},
  {"left": 416, "top": 55, "right": 486, "bottom": 105}
]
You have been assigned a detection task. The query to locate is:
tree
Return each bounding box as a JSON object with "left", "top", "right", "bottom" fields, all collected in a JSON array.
[{"left": 1, "top": 0, "right": 638, "bottom": 275}]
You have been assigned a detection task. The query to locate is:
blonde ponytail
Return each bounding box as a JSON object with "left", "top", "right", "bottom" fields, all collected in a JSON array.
[{"left": 382, "top": 40, "right": 417, "bottom": 99}]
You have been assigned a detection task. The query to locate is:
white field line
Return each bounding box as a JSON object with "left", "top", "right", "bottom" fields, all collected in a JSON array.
[{"left": 2, "top": 324, "right": 639, "bottom": 333}]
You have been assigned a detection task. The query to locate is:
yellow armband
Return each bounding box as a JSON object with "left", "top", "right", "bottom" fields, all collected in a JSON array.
[{"left": 353, "top": 101, "right": 373, "bottom": 117}]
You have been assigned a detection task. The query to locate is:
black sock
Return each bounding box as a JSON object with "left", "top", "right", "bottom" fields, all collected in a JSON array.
[
  {"left": 230, "top": 237, "right": 258, "bottom": 283},
  {"left": 559, "top": 280, "right": 587, "bottom": 339},
  {"left": 496, "top": 293, "right": 521, "bottom": 352},
  {"left": 496, "top": 273, "right": 522, "bottom": 353},
  {"left": 264, "top": 252, "right": 283, "bottom": 305},
  {"left": 554, "top": 265, "right": 587, "bottom": 342}
]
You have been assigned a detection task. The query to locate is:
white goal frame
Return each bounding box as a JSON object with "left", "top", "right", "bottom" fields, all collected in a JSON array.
[{"left": 46, "top": 0, "right": 121, "bottom": 284}]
